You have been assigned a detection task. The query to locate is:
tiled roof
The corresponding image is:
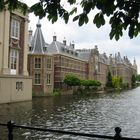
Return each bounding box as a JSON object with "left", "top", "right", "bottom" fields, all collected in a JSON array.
[
  {"left": 30, "top": 21, "right": 47, "bottom": 54},
  {"left": 78, "top": 51, "right": 90, "bottom": 61},
  {"left": 47, "top": 40, "right": 79, "bottom": 58}
]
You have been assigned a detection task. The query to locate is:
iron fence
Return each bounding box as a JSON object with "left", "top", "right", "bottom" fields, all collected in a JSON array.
[{"left": 0, "top": 120, "right": 140, "bottom": 140}]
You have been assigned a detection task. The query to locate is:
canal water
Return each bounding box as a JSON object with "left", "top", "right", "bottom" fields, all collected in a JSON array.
[{"left": 0, "top": 87, "right": 140, "bottom": 139}]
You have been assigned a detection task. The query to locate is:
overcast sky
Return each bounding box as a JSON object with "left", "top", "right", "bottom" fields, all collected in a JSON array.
[{"left": 24, "top": 0, "right": 140, "bottom": 73}]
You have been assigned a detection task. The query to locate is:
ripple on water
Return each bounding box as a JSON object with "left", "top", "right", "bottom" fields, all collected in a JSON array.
[{"left": 1, "top": 87, "right": 140, "bottom": 139}]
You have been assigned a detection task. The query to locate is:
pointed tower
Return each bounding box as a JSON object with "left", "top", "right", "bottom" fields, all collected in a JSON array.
[
  {"left": 133, "top": 58, "right": 137, "bottom": 71},
  {"left": 31, "top": 20, "right": 47, "bottom": 54}
]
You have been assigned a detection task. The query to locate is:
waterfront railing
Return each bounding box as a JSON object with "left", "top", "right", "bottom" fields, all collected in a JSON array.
[{"left": 0, "top": 120, "right": 139, "bottom": 140}]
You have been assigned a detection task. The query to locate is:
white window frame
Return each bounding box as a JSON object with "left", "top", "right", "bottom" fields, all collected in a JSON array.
[
  {"left": 10, "top": 49, "right": 18, "bottom": 75},
  {"left": 11, "top": 19, "right": 20, "bottom": 39},
  {"left": 34, "top": 73, "right": 41, "bottom": 85},
  {"left": 34, "top": 57, "right": 41, "bottom": 69},
  {"left": 46, "top": 73, "right": 51, "bottom": 85},
  {"left": 46, "top": 58, "right": 51, "bottom": 69}
]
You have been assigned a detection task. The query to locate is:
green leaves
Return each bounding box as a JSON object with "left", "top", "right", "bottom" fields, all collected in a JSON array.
[
  {"left": 81, "top": 80, "right": 101, "bottom": 87},
  {"left": 0, "top": 0, "right": 5, "bottom": 11},
  {"left": 79, "top": 13, "right": 89, "bottom": 26},
  {"left": 93, "top": 13, "right": 105, "bottom": 28},
  {"left": 30, "top": 2, "right": 46, "bottom": 19},
  {"left": 64, "top": 74, "right": 81, "bottom": 86},
  {"left": 73, "top": 13, "right": 89, "bottom": 26},
  {"left": 69, "top": 7, "right": 77, "bottom": 15},
  {"left": 64, "top": 74, "right": 101, "bottom": 87},
  {"left": 1, "top": 0, "right": 140, "bottom": 40},
  {"left": 0, "top": 0, "right": 28, "bottom": 15},
  {"left": 68, "top": 0, "right": 76, "bottom": 5}
]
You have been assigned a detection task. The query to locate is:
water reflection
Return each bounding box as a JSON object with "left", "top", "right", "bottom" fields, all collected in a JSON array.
[{"left": 0, "top": 87, "right": 140, "bottom": 139}]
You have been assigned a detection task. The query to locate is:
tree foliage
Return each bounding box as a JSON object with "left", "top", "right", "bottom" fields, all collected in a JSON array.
[
  {"left": 63, "top": 74, "right": 101, "bottom": 89},
  {"left": 106, "top": 71, "right": 113, "bottom": 88},
  {"left": 112, "top": 76, "right": 122, "bottom": 89},
  {"left": 63, "top": 74, "right": 81, "bottom": 87},
  {"left": 136, "top": 74, "right": 140, "bottom": 81},
  {"left": 0, "top": 0, "right": 140, "bottom": 40},
  {"left": 81, "top": 79, "right": 101, "bottom": 87},
  {"left": 131, "top": 74, "right": 136, "bottom": 87}
]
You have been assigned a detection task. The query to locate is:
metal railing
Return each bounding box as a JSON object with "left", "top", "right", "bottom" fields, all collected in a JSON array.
[{"left": 0, "top": 120, "right": 140, "bottom": 140}]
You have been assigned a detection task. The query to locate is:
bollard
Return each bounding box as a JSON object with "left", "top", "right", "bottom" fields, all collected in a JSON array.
[
  {"left": 114, "top": 127, "right": 122, "bottom": 140},
  {"left": 7, "top": 121, "right": 14, "bottom": 140}
]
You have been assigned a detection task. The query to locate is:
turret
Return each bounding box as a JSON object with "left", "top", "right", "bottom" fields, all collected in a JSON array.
[
  {"left": 63, "top": 37, "right": 66, "bottom": 45},
  {"left": 53, "top": 32, "right": 57, "bottom": 41}
]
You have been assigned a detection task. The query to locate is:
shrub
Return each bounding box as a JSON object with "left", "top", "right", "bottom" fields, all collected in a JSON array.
[{"left": 53, "top": 89, "right": 61, "bottom": 96}]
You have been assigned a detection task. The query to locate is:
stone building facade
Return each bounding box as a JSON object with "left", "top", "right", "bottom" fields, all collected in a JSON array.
[
  {"left": 0, "top": 7, "right": 32, "bottom": 103},
  {"left": 28, "top": 22, "right": 137, "bottom": 95}
]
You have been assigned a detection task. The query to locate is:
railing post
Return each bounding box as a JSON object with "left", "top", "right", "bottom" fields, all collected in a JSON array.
[
  {"left": 114, "top": 127, "right": 122, "bottom": 140},
  {"left": 7, "top": 120, "right": 14, "bottom": 140}
]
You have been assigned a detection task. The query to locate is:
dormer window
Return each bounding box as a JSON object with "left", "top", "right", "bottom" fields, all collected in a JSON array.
[
  {"left": 61, "top": 47, "right": 64, "bottom": 51},
  {"left": 29, "top": 46, "right": 32, "bottom": 51},
  {"left": 43, "top": 47, "right": 47, "bottom": 52},
  {"left": 75, "top": 52, "right": 78, "bottom": 56},
  {"left": 11, "top": 19, "right": 20, "bottom": 39}
]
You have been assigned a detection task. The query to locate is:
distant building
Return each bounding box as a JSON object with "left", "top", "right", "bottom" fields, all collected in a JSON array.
[
  {"left": 47, "top": 35, "right": 88, "bottom": 89},
  {"left": 28, "top": 22, "right": 137, "bottom": 95},
  {"left": 0, "top": 6, "right": 32, "bottom": 103},
  {"left": 28, "top": 22, "right": 54, "bottom": 96}
]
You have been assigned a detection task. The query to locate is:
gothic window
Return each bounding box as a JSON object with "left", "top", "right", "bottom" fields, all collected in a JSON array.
[
  {"left": 34, "top": 57, "right": 41, "bottom": 68},
  {"left": 10, "top": 49, "right": 18, "bottom": 75},
  {"left": 11, "top": 19, "right": 20, "bottom": 39},
  {"left": 34, "top": 73, "right": 41, "bottom": 84},
  {"left": 46, "top": 73, "right": 51, "bottom": 84}
]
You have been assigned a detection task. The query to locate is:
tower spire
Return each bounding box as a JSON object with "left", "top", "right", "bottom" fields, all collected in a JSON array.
[{"left": 36, "top": 19, "right": 41, "bottom": 27}]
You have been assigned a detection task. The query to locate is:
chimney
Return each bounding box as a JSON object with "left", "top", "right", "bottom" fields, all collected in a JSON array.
[
  {"left": 63, "top": 37, "right": 66, "bottom": 45},
  {"left": 71, "top": 40, "right": 75, "bottom": 49},
  {"left": 53, "top": 35, "right": 57, "bottom": 41},
  {"left": 28, "top": 28, "right": 33, "bottom": 46},
  {"left": 29, "top": 28, "right": 33, "bottom": 36}
]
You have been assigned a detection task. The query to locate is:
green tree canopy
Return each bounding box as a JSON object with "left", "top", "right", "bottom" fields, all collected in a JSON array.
[
  {"left": 63, "top": 74, "right": 81, "bottom": 87},
  {"left": 131, "top": 74, "right": 136, "bottom": 87},
  {"left": 81, "top": 79, "right": 101, "bottom": 87},
  {"left": 106, "top": 71, "right": 113, "bottom": 88},
  {"left": 136, "top": 74, "right": 140, "bottom": 81},
  {"left": 0, "top": 0, "right": 140, "bottom": 40},
  {"left": 112, "top": 76, "right": 122, "bottom": 89}
]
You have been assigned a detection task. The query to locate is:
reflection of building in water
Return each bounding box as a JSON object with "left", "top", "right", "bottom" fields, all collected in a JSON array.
[
  {"left": 0, "top": 3, "right": 32, "bottom": 103},
  {"left": 28, "top": 22, "right": 137, "bottom": 96}
]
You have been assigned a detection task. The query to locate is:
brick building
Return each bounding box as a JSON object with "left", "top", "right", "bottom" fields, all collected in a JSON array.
[
  {"left": 28, "top": 22, "right": 54, "bottom": 96},
  {"left": 28, "top": 22, "right": 137, "bottom": 95}
]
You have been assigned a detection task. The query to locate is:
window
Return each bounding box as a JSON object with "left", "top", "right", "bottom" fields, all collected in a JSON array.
[
  {"left": 46, "top": 74, "right": 51, "bottom": 84},
  {"left": 16, "top": 82, "right": 23, "bottom": 91},
  {"left": 98, "top": 62, "right": 100, "bottom": 72},
  {"left": 43, "top": 47, "right": 47, "bottom": 52},
  {"left": 29, "top": 46, "right": 32, "bottom": 51},
  {"left": 35, "top": 57, "right": 41, "bottom": 68},
  {"left": 35, "top": 73, "right": 41, "bottom": 84},
  {"left": 10, "top": 49, "right": 18, "bottom": 75},
  {"left": 46, "top": 58, "right": 51, "bottom": 69},
  {"left": 11, "top": 19, "right": 20, "bottom": 39}
]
